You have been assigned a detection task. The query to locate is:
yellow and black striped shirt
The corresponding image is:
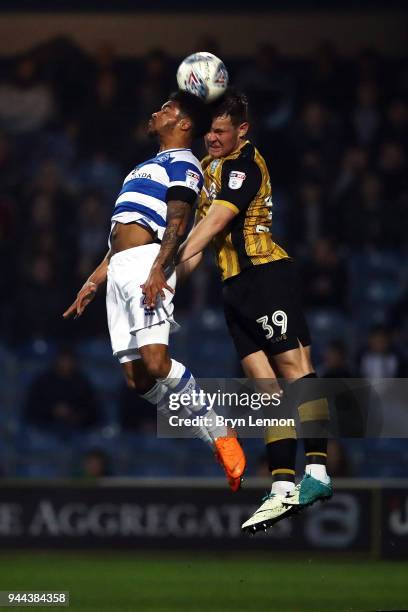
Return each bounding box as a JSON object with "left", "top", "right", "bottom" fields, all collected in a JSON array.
[{"left": 196, "top": 141, "right": 289, "bottom": 281}]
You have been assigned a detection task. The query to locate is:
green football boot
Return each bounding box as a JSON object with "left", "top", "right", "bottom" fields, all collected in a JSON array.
[{"left": 283, "top": 473, "right": 333, "bottom": 507}]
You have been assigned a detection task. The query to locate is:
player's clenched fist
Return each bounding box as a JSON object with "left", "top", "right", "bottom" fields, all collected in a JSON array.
[{"left": 63, "top": 281, "right": 98, "bottom": 319}]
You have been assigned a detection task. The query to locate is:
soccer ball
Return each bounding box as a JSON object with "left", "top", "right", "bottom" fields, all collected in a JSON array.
[{"left": 176, "top": 52, "right": 229, "bottom": 103}]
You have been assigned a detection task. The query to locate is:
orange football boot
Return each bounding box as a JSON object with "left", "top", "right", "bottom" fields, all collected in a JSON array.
[{"left": 214, "top": 430, "right": 246, "bottom": 492}]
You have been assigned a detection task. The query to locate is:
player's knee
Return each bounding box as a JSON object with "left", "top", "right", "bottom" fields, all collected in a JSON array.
[
  {"left": 141, "top": 350, "right": 171, "bottom": 380},
  {"left": 144, "top": 360, "right": 170, "bottom": 380}
]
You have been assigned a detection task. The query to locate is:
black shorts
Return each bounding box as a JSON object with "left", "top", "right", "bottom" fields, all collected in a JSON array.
[{"left": 222, "top": 259, "right": 311, "bottom": 360}]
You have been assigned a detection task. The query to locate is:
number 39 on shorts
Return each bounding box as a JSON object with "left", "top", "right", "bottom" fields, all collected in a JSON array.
[{"left": 256, "top": 310, "right": 288, "bottom": 339}]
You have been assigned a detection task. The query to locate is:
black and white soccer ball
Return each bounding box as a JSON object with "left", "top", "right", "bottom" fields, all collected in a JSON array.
[{"left": 176, "top": 52, "right": 229, "bottom": 103}]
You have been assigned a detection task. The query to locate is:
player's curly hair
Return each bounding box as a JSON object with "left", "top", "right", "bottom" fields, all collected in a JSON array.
[
  {"left": 211, "top": 88, "right": 249, "bottom": 126},
  {"left": 170, "top": 91, "right": 212, "bottom": 138}
]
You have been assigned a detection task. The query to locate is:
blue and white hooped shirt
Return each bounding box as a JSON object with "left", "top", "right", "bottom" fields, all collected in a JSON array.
[{"left": 110, "top": 148, "right": 203, "bottom": 242}]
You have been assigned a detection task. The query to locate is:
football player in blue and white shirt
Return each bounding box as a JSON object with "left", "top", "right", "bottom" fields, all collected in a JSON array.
[{"left": 64, "top": 91, "right": 246, "bottom": 491}]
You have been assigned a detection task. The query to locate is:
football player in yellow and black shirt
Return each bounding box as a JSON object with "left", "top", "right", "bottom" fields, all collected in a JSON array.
[{"left": 178, "top": 90, "right": 333, "bottom": 534}]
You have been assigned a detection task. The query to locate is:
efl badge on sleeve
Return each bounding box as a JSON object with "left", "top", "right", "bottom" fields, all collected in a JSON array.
[
  {"left": 228, "top": 171, "right": 246, "bottom": 190},
  {"left": 185, "top": 169, "right": 201, "bottom": 191}
]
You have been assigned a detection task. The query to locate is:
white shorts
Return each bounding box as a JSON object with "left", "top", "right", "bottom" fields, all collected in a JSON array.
[{"left": 106, "top": 243, "right": 178, "bottom": 363}]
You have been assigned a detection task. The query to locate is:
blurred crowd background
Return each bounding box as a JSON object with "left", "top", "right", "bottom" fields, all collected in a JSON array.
[{"left": 0, "top": 36, "right": 407, "bottom": 480}]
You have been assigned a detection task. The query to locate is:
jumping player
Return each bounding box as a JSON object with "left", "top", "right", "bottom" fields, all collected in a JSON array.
[
  {"left": 176, "top": 90, "right": 333, "bottom": 533},
  {"left": 63, "top": 91, "right": 246, "bottom": 492}
]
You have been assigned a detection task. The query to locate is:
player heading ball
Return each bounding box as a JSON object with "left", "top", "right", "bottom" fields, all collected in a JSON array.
[{"left": 63, "top": 89, "right": 246, "bottom": 493}]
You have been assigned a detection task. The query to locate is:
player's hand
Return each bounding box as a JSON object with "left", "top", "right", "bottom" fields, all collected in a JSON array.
[
  {"left": 62, "top": 281, "right": 98, "bottom": 319},
  {"left": 141, "top": 264, "right": 174, "bottom": 309}
]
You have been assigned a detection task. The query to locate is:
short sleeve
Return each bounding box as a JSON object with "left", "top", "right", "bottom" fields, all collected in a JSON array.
[
  {"left": 165, "top": 160, "right": 204, "bottom": 206},
  {"left": 215, "top": 158, "right": 262, "bottom": 214}
]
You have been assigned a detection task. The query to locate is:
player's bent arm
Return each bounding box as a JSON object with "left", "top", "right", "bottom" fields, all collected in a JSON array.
[
  {"left": 63, "top": 250, "right": 111, "bottom": 319},
  {"left": 141, "top": 200, "right": 191, "bottom": 308},
  {"left": 151, "top": 200, "right": 191, "bottom": 270},
  {"left": 178, "top": 202, "right": 237, "bottom": 263}
]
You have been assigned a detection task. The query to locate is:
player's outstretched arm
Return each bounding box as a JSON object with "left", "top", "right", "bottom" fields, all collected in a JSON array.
[
  {"left": 141, "top": 200, "right": 190, "bottom": 309},
  {"left": 178, "top": 203, "right": 236, "bottom": 263},
  {"left": 175, "top": 213, "right": 204, "bottom": 282},
  {"left": 62, "top": 250, "right": 111, "bottom": 319},
  {"left": 176, "top": 252, "right": 203, "bottom": 283}
]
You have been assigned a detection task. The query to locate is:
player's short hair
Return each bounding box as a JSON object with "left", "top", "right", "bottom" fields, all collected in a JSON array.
[
  {"left": 211, "top": 88, "right": 249, "bottom": 126},
  {"left": 170, "top": 91, "right": 212, "bottom": 138}
]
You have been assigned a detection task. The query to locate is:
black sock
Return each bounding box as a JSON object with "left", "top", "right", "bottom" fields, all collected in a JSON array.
[
  {"left": 266, "top": 438, "right": 297, "bottom": 483},
  {"left": 304, "top": 441, "right": 328, "bottom": 465},
  {"left": 287, "top": 372, "right": 329, "bottom": 466}
]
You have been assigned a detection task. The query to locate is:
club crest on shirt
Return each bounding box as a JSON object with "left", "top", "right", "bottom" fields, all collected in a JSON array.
[
  {"left": 156, "top": 153, "right": 171, "bottom": 164},
  {"left": 185, "top": 169, "right": 200, "bottom": 190},
  {"left": 228, "top": 171, "right": 246, "bottom": 190}
]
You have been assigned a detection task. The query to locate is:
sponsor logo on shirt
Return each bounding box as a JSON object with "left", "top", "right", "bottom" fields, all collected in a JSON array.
[
  {"left": 228, "top": 171, "right": 246, "bottom": 190},
  {"left": 127, "top": 169, "right": 152, "bottom": 181},
  {"left": 185, "top": 169, "right": 201, "bottom": 191}
]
